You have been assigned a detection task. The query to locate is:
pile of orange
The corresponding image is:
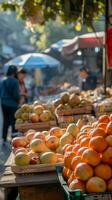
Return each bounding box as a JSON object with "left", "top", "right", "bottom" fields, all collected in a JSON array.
[{"left": 63, "top": 114, "right": 112, "bottom": 193}]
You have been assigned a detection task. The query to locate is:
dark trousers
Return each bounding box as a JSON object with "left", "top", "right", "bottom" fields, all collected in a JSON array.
[{"left": 1, "top": 104, "right": 17, "bottom": 141}]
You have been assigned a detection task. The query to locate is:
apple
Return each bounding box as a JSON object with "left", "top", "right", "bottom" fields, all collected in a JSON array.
[
  {"left": 12, "top": 137, "right": 28, "bottom": 148},
  {"left": 30, "top": 139, "right": 49, "bottom": 153},
  {"left": 30, "top": 156, "right": 40, "bottom": 165},
  {"left": 15, "top": 152, "right": 30, "bottom": 166},
  {"left": 14, "top": 147, "right": 28, "bottom": 155},
  {"left": 33, "top": 132, "right": 45, "bottom": 141},
  {"left": 46, "top": 135, "right": 59, "bottom": 150},
  {"left": 30, "top": 113, "right": 39, "bottom": 123},
  {"left": 25, "top": 131, "right": 36, "bottom": 142}
]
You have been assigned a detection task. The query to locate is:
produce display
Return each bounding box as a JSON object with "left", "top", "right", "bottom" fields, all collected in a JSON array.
[
  {"left": 15, "top": 103, "right": 54, "bottom": 124},
  {"left": 80, "top": 87, "right": 112, "bottom": 103},
  {"left": 12, "top": 123, "right": 82, "bottom": 168},
  {"left": 94, "top": 98, "right": 112, "bottom": 117},
  {"left": 62, "top": 114, "right": 112, "bottom": 193},
  {"left": 53, "top": 92, "right": 92, "bottom": 116}
]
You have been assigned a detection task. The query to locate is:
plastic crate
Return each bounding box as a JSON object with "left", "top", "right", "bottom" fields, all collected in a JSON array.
[{"left": 56, "top": 166, "right": 112, "bottom": 200}]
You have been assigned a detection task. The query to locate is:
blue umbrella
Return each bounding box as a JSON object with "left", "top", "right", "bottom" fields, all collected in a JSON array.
[{"left": 4, "top": 53, "right": 61, "bottom": 69}]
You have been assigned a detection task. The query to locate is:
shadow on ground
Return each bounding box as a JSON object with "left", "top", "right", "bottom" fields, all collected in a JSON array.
[{"left": 0, "top": 140, "right": 11, "bottom": 200}]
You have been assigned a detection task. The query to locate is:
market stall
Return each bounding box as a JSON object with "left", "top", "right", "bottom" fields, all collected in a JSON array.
[{"left": 0, "top": 153, "right": 64, "bottom": 200}]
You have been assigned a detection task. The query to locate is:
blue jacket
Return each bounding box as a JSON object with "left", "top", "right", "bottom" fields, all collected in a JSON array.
[
  {"left": 81, "top": 73, "right": 97, "bottom": 91},
  {"left": 0, "top": 76, "right": 20, "bottom": 108}
]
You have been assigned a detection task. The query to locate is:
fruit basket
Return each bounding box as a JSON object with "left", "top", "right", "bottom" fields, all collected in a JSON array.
[
  {"left": 15, "top": 103, "right": 57, "bottom": 132},
  {"left": 11, "top": 154, "right": 63, "bottom": 174},
  {"left": 56, "top": 105, "right": 93, "bottom": 116},
  {"left": 15, "top": 121, "right": 57, "bottom": 132},
  {"left": 56, "top": 166, "right": 112, "bottom": 200},
  {"left": 93, "top": 97, "right": 112, "bottom": 118},
  {"left": 57, "top": 115, "right": 95, "bottom": 128}
]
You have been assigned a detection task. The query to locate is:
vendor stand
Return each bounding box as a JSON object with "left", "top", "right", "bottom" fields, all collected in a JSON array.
[{"left": 0, "top": 153, "right": 64, "bottom": 200}]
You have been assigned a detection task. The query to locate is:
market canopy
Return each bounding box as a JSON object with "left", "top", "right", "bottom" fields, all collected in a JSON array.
[
  {"left": 4, "top": 53, "right": 61, "bottom": 69},
  {"left": 51, "top": 39, "right": 71, "bottom": 51},
  {"left": 61, "top": 32, "right": 105, "bottom": 56}
]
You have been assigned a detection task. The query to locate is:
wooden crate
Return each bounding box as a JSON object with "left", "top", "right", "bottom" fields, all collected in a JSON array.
[
  {"left": 15, "top": 121, "right": 57, "bottom": 133},
  {"left": 11, "top": 162, "right": 63, "bottom": 174},
  {"left": 56, "top": 105, "right": 93, "bottom": 116},
  {"left": 19, "top": 184, "right": 64, "bottom": 200},
  {"left": 95, "top": 112, "right": 112, "bottom": 118},
  {"left": 10, "top": 152, "right": 63, "bottom": 174}
]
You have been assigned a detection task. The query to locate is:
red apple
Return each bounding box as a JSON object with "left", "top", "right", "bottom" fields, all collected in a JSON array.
[
  {"left": 30, "top": 113, "right": 39, "bottom": 123},
  {"left": 12, "top": 137, "right": 28, "bottom": 148},
  {"left": 33, "top": 132, "right": 45, "bottom": 141},
  {"left": 25, "top": 131, "right": 35, "bottom": 142},
  {"left": 14, "top": 147, "right": 28, "bottom": 155},
  {"left": 30, "top": 156, "right": 40, "bottom": 165}
]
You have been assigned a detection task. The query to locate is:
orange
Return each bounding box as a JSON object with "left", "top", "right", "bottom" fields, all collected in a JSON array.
[
  {"left": 82, "top": 148, "right": 101, "bottom": 167},
  {"left": 86, "top": 176, "right": 106, "bottom": 193},
  {"left": 107, "top": 179, "right": 112, "bottom": 191},
  {"left": 72, "top": 144, "right": 80, "bottom": 154},
  {"left": 62, "top": 144, "right": 71, "bottom": 154},
  {"left": 98, "top": 114, "right": 110, "bottom": 124},
  {"left": 89, "top": 136, "right": 108, "bottom": 153},
  {"left": 76, "top": 131, "right": 88, "bottom": 139},
  {"left": 102, "top": 147, "right": 112, "bottom": 165},
  {"left": 62, "top": 167, "right": 72, "bottom": 180},
  {"left": 69, "top": 178, "right": 85, "bottom": 192},
  {"left": 64, "top": 145, "right": 74, "bottom": 152},
  {"left": 97, "top": 123, "right": 107, "bottom": 131},
  {"left": 92, "top": 121, "right": 98, "bottom": 128},
  {"left": 90, "top": 128, "right": 106, "bottom": 138},
  {"left": 105, "top": 135, "right": 112, "bottom": 146},
  {"left": 80, "top": 137, "right": 90, "bottom": 147},
  {"left": 106, "top": 122, "right": 112, "bottom": 135},
  {"left": 94, "top": 164, "right": 112, "bottom": 180},
  {"left": 77, "top": 147, "right": 88, "bottom": 156},
  {"left": 64, "top": 151, "right": 75, "bottom": 169},
  {"left": 71, "top": 156, "right": 82, "bottom": 170},
  {"left": 68, "top": 173, "right": 75, "bottom": 185},
  {"left": 74, "top": 162, "right": 93, "bottom": 181},
  {"left": 109, "top": 114, "right": 112, "bottom": 121},
  {"left": 77, "top": 134, "right": 88, "bottom": 143}
]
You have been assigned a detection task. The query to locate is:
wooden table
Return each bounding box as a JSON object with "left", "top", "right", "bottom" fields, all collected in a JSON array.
[{"left": 0, "top": 153, "right": 65, "bottom": 200}]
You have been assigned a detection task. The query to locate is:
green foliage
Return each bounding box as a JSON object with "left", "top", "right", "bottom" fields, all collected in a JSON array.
[
  {"left": 30, "top": 19, "right": 77, "bottom": 50},
  {"left": 0, "top": 0, "right": 105, "bottom": 28}
]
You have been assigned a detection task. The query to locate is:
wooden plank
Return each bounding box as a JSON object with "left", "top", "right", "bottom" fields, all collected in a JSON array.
[
  {"left": 56, "top": 105, "right": 92, "bottom": 116},
  {"left": 11, "top": 162, "right": 63, "bottom": 174},
  {"left": 5, "top": 153, "right": 13, "bottom": 166},
  {"left": 0, "top": 170, "right": 59, "bottom": 188},
  {"left": 15, "top": 121, "right": 57, "bottom": 133},
  {"left": 19, "top": 184, "right": 64, "bottom": 200}
]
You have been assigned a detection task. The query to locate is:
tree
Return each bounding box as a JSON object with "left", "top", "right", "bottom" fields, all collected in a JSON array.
[
  {"left": 35, "top": 19, "right": 76, "bottom": 50},
  {"left": 0, "top": 0, "right": 105, "bottom": 29}
]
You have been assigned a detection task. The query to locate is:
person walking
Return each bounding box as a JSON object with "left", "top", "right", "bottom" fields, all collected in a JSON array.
[
  {"left": 18, "top": 68, "right": 27, "bottom": 105},
  {"left": 0, "top": 65, "right": 20, "bottom": 143}
]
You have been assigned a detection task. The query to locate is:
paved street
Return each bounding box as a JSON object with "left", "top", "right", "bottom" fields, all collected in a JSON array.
[
  {"left": 0, "top": 104, "right": 11, "bottom": 200},
  {"left": 0, "top": 140, "right": 11, "bottom": 200}
]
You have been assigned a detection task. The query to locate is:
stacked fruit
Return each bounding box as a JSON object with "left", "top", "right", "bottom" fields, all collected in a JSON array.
[
  {"left": 15, "top": 102, "right": 54, "bottom": 124},
  {"left": 53, "top": 92, "right": 92, "bottom": 112},
  {"left": 12, "top": 123, "right": 80, "bottom": 166},
  {"left": 62, "top": 114, "right": 112, "bottom": 193}
]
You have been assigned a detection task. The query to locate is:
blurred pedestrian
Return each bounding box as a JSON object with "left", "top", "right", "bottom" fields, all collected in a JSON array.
[
  {"left": 0, "top": 65, "right": 20, "bottom": 143},
  {"left": 79, "top": 67, "right": 97, "bottom": 91},
  {"left": 18, "top": 68, "right": 28, "bottom": 105}
]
